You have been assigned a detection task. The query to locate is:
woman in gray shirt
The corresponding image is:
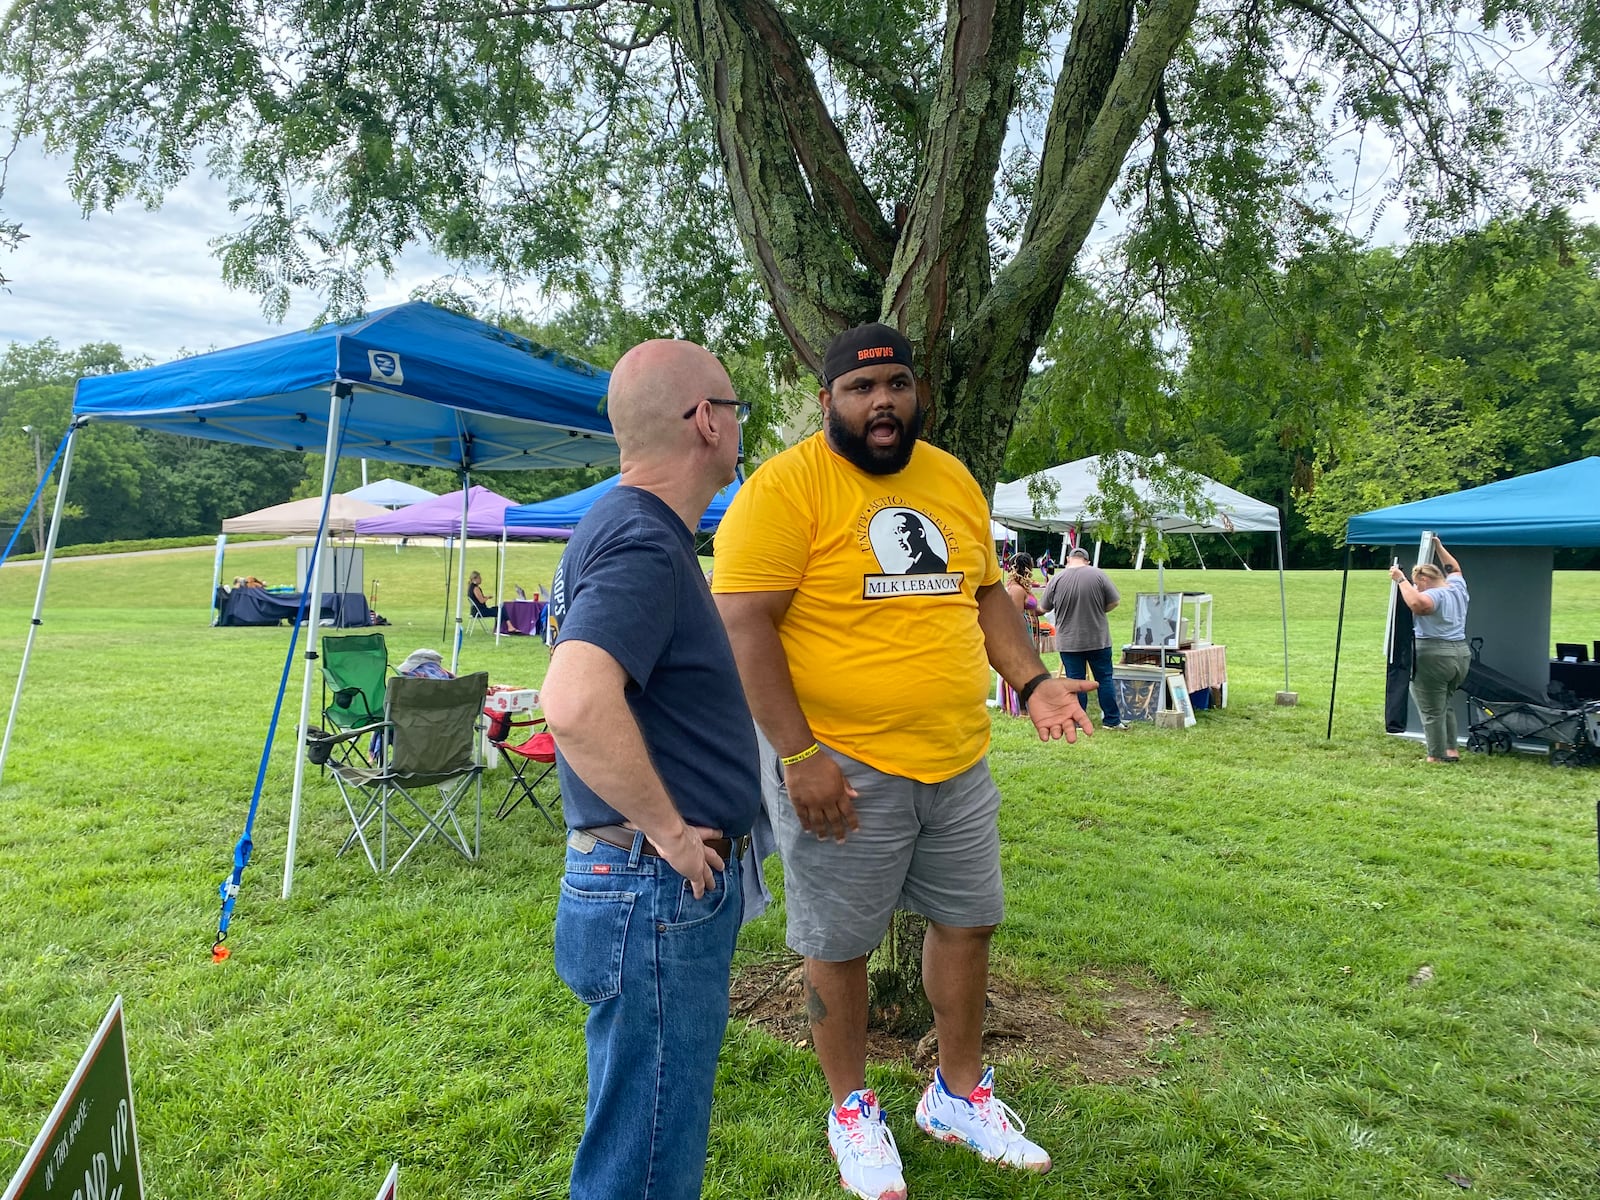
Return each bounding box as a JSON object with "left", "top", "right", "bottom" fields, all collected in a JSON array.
[{"left": 1390, "top": 537, "right": 1470, "bottom": 763}]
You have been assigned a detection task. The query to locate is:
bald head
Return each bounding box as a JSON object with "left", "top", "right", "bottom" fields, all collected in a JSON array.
[{"left": 607, "top": 339, "right": 732, "bottom": 457}]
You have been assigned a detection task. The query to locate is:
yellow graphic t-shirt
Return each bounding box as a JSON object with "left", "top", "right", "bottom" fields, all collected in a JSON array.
[{"left": 713, "top": 432, "right": 1001, "bottom": 783}]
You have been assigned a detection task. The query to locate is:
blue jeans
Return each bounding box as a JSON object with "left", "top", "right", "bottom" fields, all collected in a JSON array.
[
  {"left": 555, "top": 834, "right": 743, "bottom": 1200},
  {"left": 1060, "top": 646, "right": 1121, "bottom": 726}
]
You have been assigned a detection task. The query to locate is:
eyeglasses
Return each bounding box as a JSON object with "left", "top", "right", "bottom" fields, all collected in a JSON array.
[{"left": 683, "top": 398, "right": 751, "bottom": 425}]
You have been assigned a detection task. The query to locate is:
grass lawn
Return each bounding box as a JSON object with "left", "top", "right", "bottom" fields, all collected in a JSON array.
[{"left": 2, "top": 543, "right": 1598, "bottom": 1199}]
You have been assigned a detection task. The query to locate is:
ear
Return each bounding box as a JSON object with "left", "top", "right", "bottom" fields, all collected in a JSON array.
[
  {"left": 690, "top": 402, "right": 720, "bottom": 448},
  {"left": 817, "top": 385, "right": 832, "bottom": 419}
]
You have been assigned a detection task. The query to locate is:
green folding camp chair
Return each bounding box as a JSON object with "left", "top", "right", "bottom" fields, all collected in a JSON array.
[
  {"left": 326, "top": 672, "right": 490, "bottom": 874},
  {"left": 319, "top": 633, "right": 389, "bottom": 765}
]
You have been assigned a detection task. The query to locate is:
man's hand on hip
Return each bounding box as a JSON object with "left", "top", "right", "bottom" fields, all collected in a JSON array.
[
  {"left": 783, "top": 752, "right": 859, "bottom": 843},
  {"left": 1026, "top": 677, "right": 1096, "bottom": 743},
  {"left": 656, "top": 823, "right": 727, "bottom": 898}
]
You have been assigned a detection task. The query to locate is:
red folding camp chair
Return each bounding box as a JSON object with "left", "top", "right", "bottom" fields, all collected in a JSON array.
[{"left": 485, "top": 709, "right": 559, "bottom": 826}]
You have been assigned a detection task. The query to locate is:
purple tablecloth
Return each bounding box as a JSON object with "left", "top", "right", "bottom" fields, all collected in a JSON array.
[{"left": 501, "top": 599, "right": 547, "bottom": 636}]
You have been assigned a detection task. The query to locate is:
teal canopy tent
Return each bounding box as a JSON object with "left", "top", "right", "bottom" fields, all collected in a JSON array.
[{"left": 1328, "top": 457, "right": 1600, "bottom": 742}]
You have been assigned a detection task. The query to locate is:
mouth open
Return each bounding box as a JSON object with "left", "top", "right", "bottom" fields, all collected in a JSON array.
[{"left": 867, "top": 416, "right": 902, "bottom": 446}]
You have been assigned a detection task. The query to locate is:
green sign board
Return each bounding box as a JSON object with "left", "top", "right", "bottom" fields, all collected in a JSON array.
[{"left": 3, "top": 996, "right": 144, "bottom": 1200}]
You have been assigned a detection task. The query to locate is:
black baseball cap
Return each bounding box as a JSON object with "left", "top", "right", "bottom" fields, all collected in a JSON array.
[{"left": 822, "top": 323, "right": 914, "bottom": 386}]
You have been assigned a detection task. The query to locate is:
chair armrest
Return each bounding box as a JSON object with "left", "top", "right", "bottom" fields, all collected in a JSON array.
[{"left": 317, "top": 720, "right": 391, "bottom": 744}]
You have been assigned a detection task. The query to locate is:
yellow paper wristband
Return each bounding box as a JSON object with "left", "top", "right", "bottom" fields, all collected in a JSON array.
[{"left": 779, "top": 741, "right": 822, "bottom": 767}]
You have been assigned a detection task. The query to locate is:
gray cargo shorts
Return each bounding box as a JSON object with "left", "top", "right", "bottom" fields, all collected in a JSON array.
[{"left": 758, "top": 732, "right": 1005, "bottom": 961}]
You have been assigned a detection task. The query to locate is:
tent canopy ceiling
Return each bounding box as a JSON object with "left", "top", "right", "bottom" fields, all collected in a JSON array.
[
  {"left": 1345, "top": 457, "right": 1600, "bottom": 547},
  {"left": 502, "top": 474, "right": 742, "bottom": 533},
  {"left": 345, "top": 478, "right": 438, "bottom": 508},
  {"left": 354, "top": 486, "right": 570, "bottom": 540},
  {"left": 221, "top": 494, "right": 388, "bottom": 535},
  {"left": 992, "top": 454, "right": 1280, "bottom": 535},
  {"left": 72, "top": 302, "right": 618, "bottom": 472}
]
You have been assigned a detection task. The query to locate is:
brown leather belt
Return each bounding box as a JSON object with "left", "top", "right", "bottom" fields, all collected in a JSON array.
[{"left": 583, "top": 823, "right": 746, "bottom": 862}]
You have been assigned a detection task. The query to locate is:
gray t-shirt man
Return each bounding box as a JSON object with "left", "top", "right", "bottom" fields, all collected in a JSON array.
[{"left": 1042, "top": 553, "right": 1121, "bottom": 651}]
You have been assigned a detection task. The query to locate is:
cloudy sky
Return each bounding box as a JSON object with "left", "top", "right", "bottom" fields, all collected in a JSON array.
[{"left": 0, "top": 140, "right": 470, "bottom": 363}]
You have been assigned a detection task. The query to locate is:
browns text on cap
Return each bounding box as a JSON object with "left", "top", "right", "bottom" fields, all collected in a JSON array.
[{"left": 822, "top": 323, "right": 914, "bottom": 385}]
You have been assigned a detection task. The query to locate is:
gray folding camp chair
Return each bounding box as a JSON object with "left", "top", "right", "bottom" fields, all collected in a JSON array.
[{"left": 327, "top": 671, "right": 489, "bottom": 874}]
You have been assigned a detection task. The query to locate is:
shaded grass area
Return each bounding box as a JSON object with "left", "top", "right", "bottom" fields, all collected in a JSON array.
[{"left": 2, "top": 548, "right": 1599, "bottom": 1198}]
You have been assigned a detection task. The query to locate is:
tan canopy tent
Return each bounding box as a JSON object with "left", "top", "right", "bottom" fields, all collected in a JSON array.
[{"left": 221, "top": 494, "right": 388, "bottom": 535}]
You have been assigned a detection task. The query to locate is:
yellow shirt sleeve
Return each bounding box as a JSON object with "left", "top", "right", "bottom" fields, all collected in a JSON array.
[{"left": 711, "top": 455, "right": 815, "bottom": 593}]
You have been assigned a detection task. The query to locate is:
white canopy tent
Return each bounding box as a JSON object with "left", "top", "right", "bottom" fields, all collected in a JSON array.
[
  {"left": 211, "top": 494, "right": 389, "bottom": 615},
  {"left": 992, "top": 454, "right": 1281, "bottom": 538},
  {"left": 992, "top": 454, "right": 1292, "bottom": 696},
  {"left": 221, "top": 494, "right": 388, "bottom": 535}
]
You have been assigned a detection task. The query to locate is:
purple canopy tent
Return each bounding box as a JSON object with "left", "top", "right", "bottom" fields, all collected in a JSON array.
[
  {"left": 355, "top": 485, "right": 568, "bottom": 541},
  {"left": 356, "top": 486, "right": 569, "bottom": 648}
]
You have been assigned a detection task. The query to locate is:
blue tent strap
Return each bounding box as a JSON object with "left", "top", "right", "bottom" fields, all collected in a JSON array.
[
  {"left": 213, "top": 393, "right": 355, "bottom": 960},
  {"left": 0, "top": 430, "right": 75, "bottom": 571}
]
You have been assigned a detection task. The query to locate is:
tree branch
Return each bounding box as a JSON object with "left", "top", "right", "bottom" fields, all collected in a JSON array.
[
  {"left": 672, "top": 0, "right": 882, "bottom": 367},
  {"left": 736, "top": 0, "right": 899, "bottom": 278},
  {"left": 1020, "top": 0, "right": 1134, "bottom": 248},
  {"left": 884, "top": 0, "right": 1028, "bottom": 382},
  {"left": 957, "top": 0, "right": 1200, "bottom": 389},
  {"left": 431, "top": 0, "right": 659, "bottom": 20},
  {"left": 787, "top": 13, "right": 931, "bottom": 129}
]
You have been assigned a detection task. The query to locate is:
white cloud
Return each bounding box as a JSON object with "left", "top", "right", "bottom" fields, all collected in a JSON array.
[{"left": 0, "top": 140, "right": 457, "bottom": 362}]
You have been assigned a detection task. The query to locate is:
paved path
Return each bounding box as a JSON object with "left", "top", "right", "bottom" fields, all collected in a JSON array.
[{"left": 1, "top": 539, "right": 306, "bottom": 568}]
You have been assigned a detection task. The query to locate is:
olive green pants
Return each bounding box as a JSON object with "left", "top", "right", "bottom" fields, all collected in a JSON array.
[{"left": 1412, "top": 640, "right": 1472, "bottom": 759}]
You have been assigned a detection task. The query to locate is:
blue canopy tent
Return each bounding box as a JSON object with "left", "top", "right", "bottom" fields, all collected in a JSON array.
[
  {"left": 1, "top": 302, "right": 616, "bottom": 930},
  {"left": 1327, "top": 457, "right": 1600, "bottom": 743},
  {"left": 502, "top": 473, "right": 742, "bottom": 532}
]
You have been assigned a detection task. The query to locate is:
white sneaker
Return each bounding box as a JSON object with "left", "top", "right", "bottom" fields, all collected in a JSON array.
[
  {"left": 827, "top": 1089, "right": 908, "bottom": 1200},
  {"left": 914, "top": 1066, "right": 1051, "bottom": 1173}
]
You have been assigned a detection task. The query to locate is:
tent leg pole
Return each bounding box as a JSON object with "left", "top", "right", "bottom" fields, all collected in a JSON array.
[
  {"left": 0, "top": 426, "right": 81, "bottom": 787},
  {"left": 284, "top": 385, "right": 347, "bottom": 899},
  {"left": 494, "top": 527, "right": 507, "bottom": 647},
  {"left": 1277, "top": 526, "right": 1291, "bottom": 697},
  {"left": 1327, "top": 545, "right": 1352, "bottom": 739},
  {"left": 451, "top": 475, "right": 470, "bottom": 675},
  {"left": 442, "top": 538, "right": 453, "bottom": 642},
  {"left": 211, "top": 534, "right": 228, "bottom": 625}
]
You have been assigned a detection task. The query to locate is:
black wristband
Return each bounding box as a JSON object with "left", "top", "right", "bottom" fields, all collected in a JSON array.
[{"left": 1017, "top": 671, "right": 1054, "bottom": 710}]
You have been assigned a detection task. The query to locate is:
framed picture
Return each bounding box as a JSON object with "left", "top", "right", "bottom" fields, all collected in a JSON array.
[
  {"left": 1166, "top": 672, "right": 1197, "bottom": 727},
  {"left": 1133, "top": 592, "right": 1182, "bottom": 648}
]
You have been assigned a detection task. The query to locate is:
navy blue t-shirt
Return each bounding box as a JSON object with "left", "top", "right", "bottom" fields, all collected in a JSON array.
[{"left": 549, "top": 486, "right": 759, "bottom": 836}]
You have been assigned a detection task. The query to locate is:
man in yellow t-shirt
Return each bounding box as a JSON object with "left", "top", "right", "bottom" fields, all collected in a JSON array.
[{"left": 713, "top": 323, "right": 1095, "bottom": 1200}]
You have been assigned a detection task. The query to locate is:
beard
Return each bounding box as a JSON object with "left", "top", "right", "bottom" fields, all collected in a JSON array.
[{"left": 826, "top": 404, "right": 923, "bottom": 475}]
